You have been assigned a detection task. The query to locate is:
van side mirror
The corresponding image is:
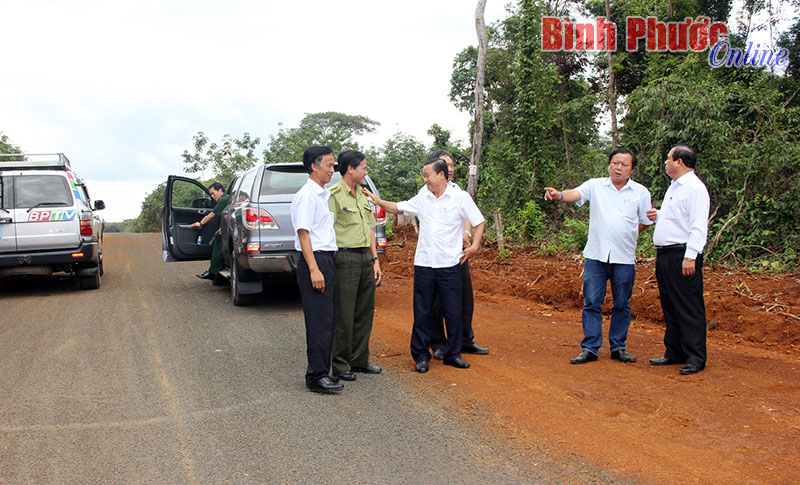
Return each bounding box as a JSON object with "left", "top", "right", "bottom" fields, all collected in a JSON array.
[{"left": 93, "top": 200, "right": 105, "bottom": 210}]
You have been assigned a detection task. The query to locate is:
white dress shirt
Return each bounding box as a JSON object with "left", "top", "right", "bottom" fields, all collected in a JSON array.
[
  {"left": 291, "top": 178, "right": 338, "bottom": 252},
  {"left": 576, "top": 177, "right": 653, "bottom": 264},
  {"left": 398, "top": 184, "right": 485, "bottom": 268},
  {"left": 652, "top": 170, "right": 710, "bottom": 260}
]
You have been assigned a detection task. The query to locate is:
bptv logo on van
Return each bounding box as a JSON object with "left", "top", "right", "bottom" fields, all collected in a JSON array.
[{"left": 541, "top": 16, "right": 789, "bottom": 68}]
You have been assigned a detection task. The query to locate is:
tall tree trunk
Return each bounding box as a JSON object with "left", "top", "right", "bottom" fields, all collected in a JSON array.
[
  {"left": 558, "top": 80, "right": 573, "bottom": 170},
  {"left": 468, "top": 0, "right": 488, "bottom": 200},
  {"left": 605, "top": 0, "right": 618, "bottom": 148}
]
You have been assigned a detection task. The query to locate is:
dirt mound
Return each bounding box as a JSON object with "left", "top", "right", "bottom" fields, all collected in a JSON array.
[{"left": 386, "top": 225, "right": 800, "bottom": 350}]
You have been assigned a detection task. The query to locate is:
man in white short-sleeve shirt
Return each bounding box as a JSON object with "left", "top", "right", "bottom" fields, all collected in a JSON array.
[
  {"left": 366, "top": 158, "right": 485, "bottom": 373},
  {"left": 545, "top": 148, "right": 653, "bottom": 365},
  {"left": 291, "top": 146, "right": 342, "bottom": 394}
]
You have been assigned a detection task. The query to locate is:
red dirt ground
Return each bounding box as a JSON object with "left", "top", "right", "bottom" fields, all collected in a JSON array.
[{"left": 369, "top": 226, "right": 800, "bottom": 484}]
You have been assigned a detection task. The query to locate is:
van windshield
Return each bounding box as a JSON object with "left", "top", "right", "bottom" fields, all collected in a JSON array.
[{"left": 14, "top": 175, "right": 72, "bottom": 208}]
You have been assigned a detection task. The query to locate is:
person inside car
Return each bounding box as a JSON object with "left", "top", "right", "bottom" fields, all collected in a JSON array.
[{"left": 192, "top": 181, "right": 231, "bottom": 281}]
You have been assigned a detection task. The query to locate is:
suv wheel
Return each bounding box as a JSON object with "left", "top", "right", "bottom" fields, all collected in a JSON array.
[
  {"left": 79, "top": 270, "right": 100, "bottom": 290},
  {"left": 230, "top": 250, "right": 252, "bottom": 306}
]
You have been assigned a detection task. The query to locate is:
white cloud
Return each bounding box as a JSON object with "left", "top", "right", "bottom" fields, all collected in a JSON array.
[{"left": 1, "top": 0, "right": 511, "bottom": 221}]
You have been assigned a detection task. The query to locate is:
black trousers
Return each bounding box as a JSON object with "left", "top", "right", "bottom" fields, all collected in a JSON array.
[
  {"left": 430, "top": 260, "right": 475, "bottom": 349},
  {"left": 297, "top": 252, "right": 337, "bottom": 384},
  {"left": 655, "top": 247, "right": 707, "bottom": 367},
  {"left": 411, "top": 264, "right": 463, "bottom": 362}
]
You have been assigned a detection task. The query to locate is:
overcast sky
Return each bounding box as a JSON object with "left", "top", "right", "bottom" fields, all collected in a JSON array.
[{"left": 1, "top": 0, "right": 511, "bottom": 222}]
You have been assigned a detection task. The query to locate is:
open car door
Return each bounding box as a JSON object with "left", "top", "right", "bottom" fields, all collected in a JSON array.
[{"left": 161, "top": 176, "right": 218, "bottom": 262}]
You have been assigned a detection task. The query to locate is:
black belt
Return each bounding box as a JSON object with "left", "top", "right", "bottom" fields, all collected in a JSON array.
[
  {"left": 656, "top": 243, "right": 686, "bottom": 253},
  {"left": 340, "top": 247, "right": 369, "bottom": 253},
  {"left": 313, "top": 250, "right": 336, "bottom": 256}
]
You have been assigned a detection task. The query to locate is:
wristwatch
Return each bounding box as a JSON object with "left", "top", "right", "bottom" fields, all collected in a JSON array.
[{"left": 371, "top": 256, "right": 379, "bottom": 262}]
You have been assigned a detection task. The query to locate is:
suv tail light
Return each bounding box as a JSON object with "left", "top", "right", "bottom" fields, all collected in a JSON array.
[
  {"left": 244, "top": 208, "right": 279, "bottom": 230},
  {"left": 80, "top": 214, "right": 93, "bottom": 236},
  {"left": 372, "top": 205, "right": 386, "bottom": 224}
]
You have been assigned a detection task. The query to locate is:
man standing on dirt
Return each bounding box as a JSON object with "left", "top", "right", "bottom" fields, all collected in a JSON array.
[
  {"left": 192, "top": 181, "right": 231, "bottom": 282},
  {"left": 365, "top": 158, "right": 485, "bottom": 373},
  {"left": 426, "top": 150, "right": 490, "bottom": 360},
  {"left": 291, "top": 146, "right": 343, "bottom": 394},
  {"left": 544, "top": 148, "right": 653, "bottom": 365},
  {"left": 328, "top": 149, "right": 383, "bottom": 382},
  {"left": 646, "top": 144, "right": 710, "bottom": 375}
]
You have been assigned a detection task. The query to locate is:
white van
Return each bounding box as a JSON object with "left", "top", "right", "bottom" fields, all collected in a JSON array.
[{"left": 0, "top": 153, "right": 105, "bottom": 289}]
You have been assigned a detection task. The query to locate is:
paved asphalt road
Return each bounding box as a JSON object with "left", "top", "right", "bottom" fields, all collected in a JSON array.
[{"left": 0, "top": 233, "right": 594, "bottom": 484}]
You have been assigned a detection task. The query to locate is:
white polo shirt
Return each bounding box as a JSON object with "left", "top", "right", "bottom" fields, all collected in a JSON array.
[
  {"left": 652, "top": 170, "right": 710, "bottom": 260},
  {"left": 398, "top": 184, "right": 485, "bottom": 268},
  {"left": 291, "top": 178, "right": 337, "bottom": 252},
  {"left": 575, "top": 177, "right": 653, "bottom": 264}
]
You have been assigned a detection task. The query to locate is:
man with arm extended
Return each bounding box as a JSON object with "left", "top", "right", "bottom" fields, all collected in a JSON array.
[
  {"left": 544, "top": 148, "right": 653, "bottom": 364},
  {"left": 426, "top": 150, "right": 489, "bottom": 360},
  {"left": 366, "top": 158, "right": 485, "bottom": 373},
  {"left": 328, "top": 149, "right": 383, "bottom": 382},
  {"left": 192, "top": 181, "right": 231, "bottom": 282},
  {"left": 646, "top": 144, "right": 710, "bottom": 375},
  {"left": 291, "top": 146, "right": 343, "bottom": 393}
]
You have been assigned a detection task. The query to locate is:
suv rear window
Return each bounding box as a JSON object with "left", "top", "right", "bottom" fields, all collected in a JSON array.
[
  {"left": 14, "top": 175, "right": 73, "bottom": 208},
  {"left": 259, "top": 168, "right": 310, "bottom": 196}
]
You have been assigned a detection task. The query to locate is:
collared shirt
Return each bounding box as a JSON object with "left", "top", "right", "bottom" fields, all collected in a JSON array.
[
  {"left": 575, "top": 177, "right": 653, "bottom": 264},
  {"left": 291, "top": 178, "right": 337, "bottom": 252},
  {"left": 328, "top": 178, "right": 375, "bottom": 248},
  {"left": 397, "top": 184, "right": 485, "bottom": 268},
  {"left": 653, "top": 170, "right": 710, "bottom": 260},
  {"left": 212, "top": 193, "right": 232, "bottom": 216}
]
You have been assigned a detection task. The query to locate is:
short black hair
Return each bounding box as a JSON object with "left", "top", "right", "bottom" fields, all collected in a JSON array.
[
  {"left": 427, "top": 150, "right": 452, "bottom": 163},
  {"left": 608, "top": 147, "right": 638, "bottom": 168},
  {"left": 422, "top": 158, "right": 449, "bottom": 180},
  {"left": 338, "top": 149, "right": 366, "bottom": 176},
  {"left": 209, "top": 181, "right": 225, "bottom": 192},
  {"left": 671, "top": 144, "right": 698, "bottom": 168},
  {"left": 302, "top": 146, "right": 333, "bottom": 174}
]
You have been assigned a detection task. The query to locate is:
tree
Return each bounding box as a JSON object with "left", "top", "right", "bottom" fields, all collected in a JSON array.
[
  {"left": 367, "top": 132, "right": 428, "bottom": 202},
  {"left": 468, "top": 0, "right": 489, "bottom": 199},
  {"left": 182, "top": 132, "right": 261, "bottom": 186},
  {"left": 0, "top": 132, "right": 21, "bottom": 154},
  {"left": 263, "top": 112, "right": 378, "bottom": 163}
]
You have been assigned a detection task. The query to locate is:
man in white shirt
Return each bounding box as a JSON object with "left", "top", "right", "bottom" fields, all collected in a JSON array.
[
  {"left": 426, "top": 150, "right": 490, "bottom": 360},
  {"left": 646, "top": 144, "right": 710, "bottom": 375},
  {"left": 544, "top": 148, "right": 653, "bottom": 364},
  {"left": 366, "top": 158, "right": 485, "bottom": 373},
  {"left": 291, "top": 146, "right": 343, "bottom": 393}
]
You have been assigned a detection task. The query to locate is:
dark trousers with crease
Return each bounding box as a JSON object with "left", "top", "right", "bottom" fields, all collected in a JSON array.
[
  {"left": 430, "top": 260, "right": 475, "bottom": 350},
  {"left": 297, "top": 252, "right": 337, "bottom": 385},
  {"left": 655, "top": 247, "right": 707, "bottom": 367},
  {"left": 332, "top": 249, "right": 375, "bottom": 375},
  {"left": 411, "top": 264, "right": 463, "bottom": 363}
]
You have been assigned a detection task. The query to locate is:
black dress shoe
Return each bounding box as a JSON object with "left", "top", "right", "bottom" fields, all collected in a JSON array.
[
  {"left": 195, "top": 271, "right": 213, "bottom": 280},
  {"left": 334, "top": 370, "right": 356, "bottom": 381},
  {"left": 462, "top": 343, "right": 489, "bottom": 355},
  {"left": 351, "top": 365, "right": 382, "bottom": 374},
  {"left": 443, "top": 357, "right": 470, "bottom": 369},
  {"left": 432, "top": 349, "right": 444, "bottom": 360},
  {"left": 415, "top": 361, "right": 429, "bottom": 373},
  {"left": 649, "top": 357, "right": 684, "bottom": 366},
  {"left": 307, "top": 376, "right": 344, "bottom": 394},
  {"left": 570, "top": 349, "right": 598, "bottom": 364},
  {"left": 679, "top": 364, "right": 704, "bottom": 375},
  {"left": 610, "top": 349, "right": 637, "bottom": 363}
]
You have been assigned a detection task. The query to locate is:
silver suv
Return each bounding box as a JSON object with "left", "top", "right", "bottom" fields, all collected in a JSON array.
[
  {"left": 0, "top": 153, "right": 105, "bottom": 289},
  {"left": 161, "top": 162, "right": 387, "bottom": 305}
]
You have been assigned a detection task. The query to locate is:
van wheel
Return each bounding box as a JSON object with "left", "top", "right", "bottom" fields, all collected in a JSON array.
[
  {"left": 79, "top": 271, "right": 100, "bottom": 290},
  {"left": 231, "top": 251, "right": 252, "bottom": 306}
]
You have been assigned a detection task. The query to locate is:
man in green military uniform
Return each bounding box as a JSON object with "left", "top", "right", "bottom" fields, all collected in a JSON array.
[
  {"left": 192, "top": 181, "right": 231, "bottom": 281},
  {"left": 328, "top": 150, "right": 383, "bottom": 382}
]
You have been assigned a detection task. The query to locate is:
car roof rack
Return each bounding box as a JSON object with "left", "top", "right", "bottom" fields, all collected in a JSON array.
[{"left": 0, "top": 153, "right": 72, "bottom": 171}]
